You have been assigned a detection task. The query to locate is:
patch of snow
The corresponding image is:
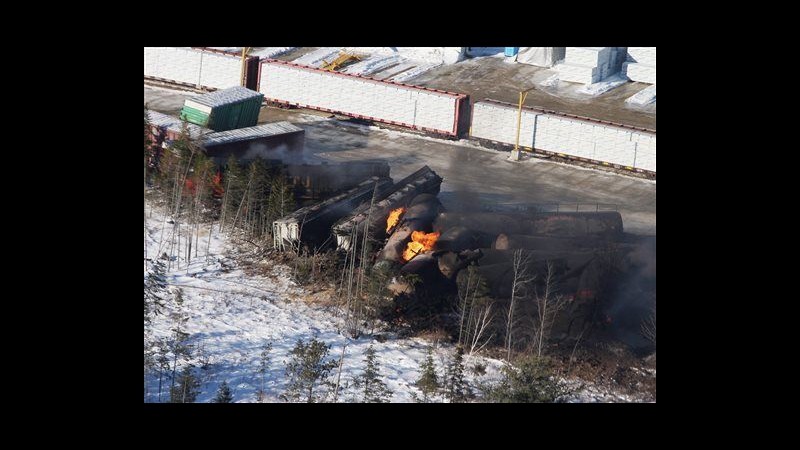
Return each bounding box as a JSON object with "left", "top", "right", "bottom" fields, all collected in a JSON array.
[
  {"left": 293, "top": 47, "right": 343, "bottom": 68},
  {"left": 539, "top": 74, "right": 560, "bottom": 87},
  {"left": 250, "top": 47, "right": 296, "bottom": 59},
  {"left": 346, "top": 47, "right": 464, "bottom": 65},
  {"left": 625, "top": 85, "right": 656, "bottom": 106},
  {"left": 342, "top": 54, "right": 403, "bottom": 76},
  {"left": 389, "top": 63, "right": 441, "bottom": 83},
  {"left": 561, "top": 378, "right": 652, "bottom": 403},
  {"left": 576, "top": 73, "right": 628, "bottom": 96}
]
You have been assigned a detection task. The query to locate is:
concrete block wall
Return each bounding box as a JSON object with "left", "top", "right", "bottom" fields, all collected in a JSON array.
[{"left": 471, "top": 101, "right": 656, "bottom": 172}]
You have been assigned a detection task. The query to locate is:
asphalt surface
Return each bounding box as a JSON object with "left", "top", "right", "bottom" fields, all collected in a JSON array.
[{"left": 145, "top": 86, "right": 656, "bottom": 235}]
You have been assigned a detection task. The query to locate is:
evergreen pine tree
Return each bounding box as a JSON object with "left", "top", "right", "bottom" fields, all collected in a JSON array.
[
  {"left": 256, "top": 341, "right": 273, "bottom": 402},
  {"left": 266, "top": 170, "right": 293, "bottom": 223},
  {"left": 156, "top": 141, "right": 179, "bottom": 201},
  {"left": 172, "top": 122, "right": 196, "bottom": 166},
  {"left": 144, "top": 259, "right": 167, "bottom": 325},
  {"left": 413, "top": 346, "right": 441, "bottom": 403},
  {"left": 144, "top": 340, "right": 154, "bottom": 402},
  {"left": 170, "top": 366, "right": 201, "bottom": 403},
  {"left": 483, "top": 356, "right": 572, "bottom": 403},
  {"left": 156, "top": 339, "right": 171, "bottom": 403},
  {"left": 168, "top": 289, "right": 192, "bottom": 397},
  {"left": 363, "top": 264, "right": 393, "bottom": 334},
  {"left": 280, "top": 338, "right": 337, "bottom": 403},
  {"left": 243, "top": 158, "right": 270, "bottom": 239},
  {"left": 444, "top": 346, "right": 471, "bottom": 403},
  {"left": 353, "top": 345, "right": 392, "bottom": 403},
  {"left": 222, "top": 155, "right": 245, "bottom": 229},
  {"left": 191, "top": 151, "right": 216, "bottom": 214},
  {"left": 144, "top": 105, "right": 151, "bottom": 154},
  {"left": 214, "top": 381, "right": 234, "bottom": 403}
]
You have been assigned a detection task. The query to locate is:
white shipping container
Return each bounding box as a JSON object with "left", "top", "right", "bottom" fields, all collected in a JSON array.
[{"left": 258, "top": 61, "right": 464, "bottom": 135}]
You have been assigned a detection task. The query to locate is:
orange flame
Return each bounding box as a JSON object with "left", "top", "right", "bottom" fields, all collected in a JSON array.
[
  {"left": 386, "top": 207, "right": 406, "bottom": 233},
  {"left": 402, "top": 230, "right": 440, "bottom": 262}
]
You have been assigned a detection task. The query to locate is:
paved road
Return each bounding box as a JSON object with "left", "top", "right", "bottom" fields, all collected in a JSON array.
[{"left": 145, "top": 86, "right": 656, "bottom": 235}]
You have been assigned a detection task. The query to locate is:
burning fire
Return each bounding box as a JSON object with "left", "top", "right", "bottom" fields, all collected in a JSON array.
[
  {"left": 402, "top": 230, "right": 440, "bottom": 262},
  {"left": 386, "top": 207, "right": 406, "bottom": 233}
]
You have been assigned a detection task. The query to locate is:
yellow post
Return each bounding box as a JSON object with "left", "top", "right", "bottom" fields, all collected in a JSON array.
[
  {"left": 240, "top": 47, "right": 251, "bottom": 87},
  {"left": 514, "top": 91, "right": 525, "bottom": 152},
  {"left": 513, "top": 87, "right": 535, "bottom": 160}
]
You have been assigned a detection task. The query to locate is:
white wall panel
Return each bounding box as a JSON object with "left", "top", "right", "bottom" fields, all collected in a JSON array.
[
  {"left": 258, "top": 62, "right": 461, "bottom": 135},
  {"left": 144, "top": 47, "right": 242, "bottom": 90},
  {"left": 472, "top": 101, "right": 656, "bottom": 172}
]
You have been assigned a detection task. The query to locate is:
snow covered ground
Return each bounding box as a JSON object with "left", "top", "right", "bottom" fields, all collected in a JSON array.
[
  {"left": 289, "top": 47, "right": 457, "bottom": 82},
  {"left": 144, "top": 200, "right": 505, "bottom": 403},
  {"left": 144, "top": 195, "right": 651, "bottom": 403},
  {"left": 342, "top": 54, "right": 403, "bottom": 76},
  {"left": 576, "top": 74, "right": 629, "bottom": 96},
  {"left": 209, "top": 47, "right": 296, "bottom": 59},
  {"left": 251, "top": 47, "right": 296, "bottom": 59},
  {"left": 538, "top": 71, "right": 629, "bottom": 99},
  {"left": 292, "top": 47, "right": 342, "bottom": 68}
]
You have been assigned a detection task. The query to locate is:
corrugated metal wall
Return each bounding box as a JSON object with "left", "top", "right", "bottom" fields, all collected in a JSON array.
[
  {"left": 258, "top": 60, "right": 464, "bottom": 136},
  {"left": 471, "top": 101, "right": 656, "bottom": 173}
]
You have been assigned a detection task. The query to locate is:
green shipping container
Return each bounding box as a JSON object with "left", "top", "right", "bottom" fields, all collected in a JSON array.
[{"left": 180, "top": 86, "right": 264, "bottom": 132}]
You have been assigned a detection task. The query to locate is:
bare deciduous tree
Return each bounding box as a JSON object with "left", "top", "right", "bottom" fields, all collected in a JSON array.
[
  {"left": 457, "top": 266, "right": 495, "bottom": 355},
  {"left": 641, "top": 303, "right": 656, "bottom": 347},
  {"left": 468, "top": 301, "right": 495, "bottom": 355},
  {"left": 530, "top": 261, "right": 569, "bottom": 357},
  {"left": 505, "top": 249, "right": 536, "bottom": 361}
]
